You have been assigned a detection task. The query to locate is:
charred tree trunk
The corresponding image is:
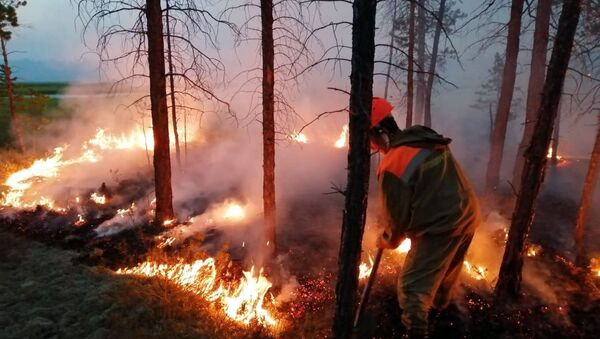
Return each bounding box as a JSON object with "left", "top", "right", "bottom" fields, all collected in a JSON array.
[
  {"left": 494, "top": 0, "right": 581, "bottom": 302},
  {"left": 332, "top": 0, "right": 377, "bottom": 337},
  {"left": 165, "top": 1, "right": 181, "bottom": 169},
  {"left": 145, "top": 0, "right": 175, "bottom": 226},
  {"left": 415, "top": 0, "right": 426, "bottom": 125},
  {"left": 574, "top": 114, "right": 600, "bottom": 266},
  {"left": 1, "top": 37, "right": 23, "bottom": 152},
  {"left": 261, "top": 0, "right": 277, "bottom": 256},
  {"left": 406, "top": 0, "right": 416, "bottom": 128},
  {"left": 423, "top": 0, "right": 446, "bottom": 128},
  {"left": 485, "top": 0, "right": 525, "bottom": 193},
  {"left": 512, "top": 0, "right": 551, "bottom": 189},
  {"left": 551, "top": 104, "right": 561, "bottom": 164},
  {"left": 383, "top": 0, "right": 397, "bottom": 101}
]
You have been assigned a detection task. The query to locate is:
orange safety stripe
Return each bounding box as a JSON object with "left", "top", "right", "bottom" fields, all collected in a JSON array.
[{"left": 377, "top": 146, "right": 422, "bottom": 178}]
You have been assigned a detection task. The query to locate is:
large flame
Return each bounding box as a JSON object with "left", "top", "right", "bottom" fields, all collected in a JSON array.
[{"left": 116, "top": 258, "right": 278, "bottom": 327}]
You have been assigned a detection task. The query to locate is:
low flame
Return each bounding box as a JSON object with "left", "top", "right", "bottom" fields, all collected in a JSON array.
[
  {"left": 359, "top": 255, "right": 374, "bottom": 280},
  {"left": 116, "top": 258, "right": 278, "bottom": 327},
  {"left": 463, "top": 260, "right": 488, "bottom": 281},
  {"left": 90, "top": 192, "right": 106, "bottom": 205},
  {"left": 590, "top": 258, "right": 600, "bottom": 277},
  {"left": 526, "top": 244, "right": 542, "bottom": 257},
  {"left": 290, "top": 132, "right": 308, "bottom": 144},
  {"left": 334, "top": 125, "right": 349, "bottom": 148},
  {"left": 547, "top": 146, "right": 563, "bottom": 160},
  {"left": 396, "top": 238, "right": 412, "bottom": 254}
]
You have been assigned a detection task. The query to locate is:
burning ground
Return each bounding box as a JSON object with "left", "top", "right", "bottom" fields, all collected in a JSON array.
[{"left": 1, "top": 94, "right": 600, "bottom": 338}]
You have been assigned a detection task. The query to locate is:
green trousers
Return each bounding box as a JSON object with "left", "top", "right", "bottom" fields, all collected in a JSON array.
[{"left": 397, "top": 230, "right": 475, "bottom": 334}]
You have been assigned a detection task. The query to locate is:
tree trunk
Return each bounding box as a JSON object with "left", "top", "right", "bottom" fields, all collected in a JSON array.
[
  {"left": 489, "top": 102, "right": 494, "bottom": 145},
  {"left": 332, "top": 0, "right": 377, "bottom": 337},
  {"left": 145, "top": 0, "right": 175, "bottom": 226},
  {"left": 551, "top": 104, "right": 561, "bottom": 164},
  {"left": 423, "top": 0, "right": 446, "bottom": 128},
  {"left": 406, "top": 0, "right": 416, "bottom": 128},
  {"left": 383, "top": 0, "right": 397, "bottom": 101},
  {"left": 512, "top": 0, "right": 551, "bottom": 189},
  {"left": 415, "top": 0, "right": 426, "bottom": 125},
  {"left": 261, "top": 0, "right": 276, "bottom": 257},
  {"left": 574, "top": 114, "right": 600, "bottom": 266},
  {"left": 1, "top": 38, "right": 23, "bottom": 152},
  {"left": 165, "top": 1, "right": 181, "bottom": 169},
  {"left": 485, "top": 0, "right": 525, "bottom": 193},
  {"left": 494, "top": 0, "right": 581, "bottom": 302}
]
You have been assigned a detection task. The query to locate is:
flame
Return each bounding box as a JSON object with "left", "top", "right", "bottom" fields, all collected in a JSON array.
[
  {"left": 590, "top": 258, "right": 600, "bottom": 277},
  {"left": 116, "top": 258, "right": 278, "bottom": 327},
  {"left": 526, "top": 244, "right": 542, "bottom": 257},
  {"left": 396, "top": 238, "right": 412, "bottom": 254},
  {"left": 547, "top": 147, "right": 563, "bottom": 160},
  {"left": 359, "top": 255, "right": 374, "bottom": 280},
  {"left": 290, "top": 132, "right": 308, "bottom": 144},
  {"left": 163, "top": 219, "right": 176, "bottom": 227},
  {"left": 74, "top": 214, "right": 85, "bottom": 227},
  {"left": 222, "top": 202, "right": 246, "bottom": 221},
  {"left": 86, "top": 128, "right": 155, "bottom": 150},
  {"left": 90, "top": 192, "right": 106, "bottom": 205},
  {"left": 463, "top": 260, "right": 488, "bottom": 281},
  {"left": 334, "top": 125, "right": 349, "bottom": 148}
]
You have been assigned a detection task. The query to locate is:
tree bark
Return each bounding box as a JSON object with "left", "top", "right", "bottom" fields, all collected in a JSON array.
[
  {"left": 551, "top": 104, "right": 561, "bottom": 164},
  {"left": 485, "top": 0, "right": 525, "bottom": 193},
  {"left": 332, "top": 0, "right": 377, "bottom": 337},
  {"left": 145, "top": 0, "right": 175, "bottom": 226},
  {"left": 406, "top": 0, "right": 416, "bottom": 128},
  {"left": 423, "top": 0, "right": 446, "bottom": 128},
  {"left": 165, "top": 1, "right": 181, "bottom": 169},
  {"left": 494, "top": 0, "right": 581, "bottom": 302},
  {"left": 261, "top": 0, "right": 276, "bottom": 257},
  {"left": 415, "top": 0, "right": 426, "bottom": 125},
  {"left": 574, "top": 114, "right": 600, "bottom": 266},
  {"left": 512, "top": 0, "right": 551, "bottom": 189},
  {"left": 1, "top": 37, "right": 23, "bottom": 152},
  {"left": 383, "top": 0, "right": 397, "bottom": 101}
]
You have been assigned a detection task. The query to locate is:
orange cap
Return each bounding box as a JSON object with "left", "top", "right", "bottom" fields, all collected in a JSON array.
[{"left": 371, "top": 97, "right": 393, "bottom": 127}]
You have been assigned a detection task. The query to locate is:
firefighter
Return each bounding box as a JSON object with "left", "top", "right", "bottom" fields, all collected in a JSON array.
[{"left": 370, "top": 97, "right": 481, "bottom": 338}]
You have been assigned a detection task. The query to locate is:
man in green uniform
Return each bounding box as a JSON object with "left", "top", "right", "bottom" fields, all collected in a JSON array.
[{"left": 370, "top": 97, "right": 481, "bottom": 338}]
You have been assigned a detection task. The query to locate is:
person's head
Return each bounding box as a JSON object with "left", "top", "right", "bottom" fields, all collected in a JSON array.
[{"left": 370, "top": 97, "right": 400, "bottom": 153}]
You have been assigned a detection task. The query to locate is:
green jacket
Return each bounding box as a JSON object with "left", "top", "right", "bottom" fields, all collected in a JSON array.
[{"left": 377, "top": 126, "right": 480, "bottom": 245}]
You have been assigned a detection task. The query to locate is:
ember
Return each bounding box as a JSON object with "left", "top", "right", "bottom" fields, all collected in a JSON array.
[{"left": 526, "top": 244, "right": 542, "bottom": 257}]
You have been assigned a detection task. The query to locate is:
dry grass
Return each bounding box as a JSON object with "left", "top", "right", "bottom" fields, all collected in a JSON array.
[{"left": 0, "top": 148, "right": 35, "bottom": 183}]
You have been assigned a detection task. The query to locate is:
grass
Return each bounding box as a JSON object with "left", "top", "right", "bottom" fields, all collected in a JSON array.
[{"left": 13, "top": 82, "right": 68, "bottom": 96}]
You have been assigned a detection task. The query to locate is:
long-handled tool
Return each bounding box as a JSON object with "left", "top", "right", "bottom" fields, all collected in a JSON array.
[{"left": 353, "top": 247, "right": 384, "bottom": 329}]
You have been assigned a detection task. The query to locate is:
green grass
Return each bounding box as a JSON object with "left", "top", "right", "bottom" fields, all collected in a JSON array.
[{"left": 13, "top": 82, "right": 68, "bottom": 96}]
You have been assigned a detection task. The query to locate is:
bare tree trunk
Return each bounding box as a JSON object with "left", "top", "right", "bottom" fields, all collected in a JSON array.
[
  {"left": 332, "top": 0, "right": 377, "bottom": 337},
  {"left": 383, "top": 0, "right": 397, "bottom": 101},
  {"left": 485, "top": 0, "right": 525, "bottom": 193},
  {"left": 261, "top": 0, "right": 276, "bottom": 256},
  {"left": 415, "top": 0, "right": 426, "bottom": 125},
  {"left": 512, "top": 0, "right": 551, "bottom": 189},
  {"left": 406, "top": 0, "right": 416, "bottom": 128},
  {"left": 1, "top": 37, "right": 23, "bottom": 152},
  {"left": 489, "top": 102, "right": 494, "bottom": 145},
  {"left": 184, "top": 112, "right": 188, "bottom": 166},
  {"left": 146, "top": 0, "right": 175, "bottom": 226},
  {"left": 494, "top": 0, "right": 581, "bottom": 302},
  {"left": 551, "top": 104, "right": 561, "bottom": 164},
  {"left": 165, "top": 1, "right": 181, "bottom": 169},
  {"left": 574, "top": 114, "right": 600, "bottom": 266},
  {"left": 423, "top": 0, "right": 446, "bottom": 128}
]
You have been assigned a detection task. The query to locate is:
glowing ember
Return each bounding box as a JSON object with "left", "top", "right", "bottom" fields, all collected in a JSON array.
[
  {"left": 290, "top": 132, "right": 308, "bottom": 144},
  {"left": 359, "top": 256, "right": 374, "bottom": 280},
  {"left": 90, "top": 192, "right": 106, "bottom": 205},
  {"left": 397, "top": 238, "right": 412, "bottom": 254},
  {"left": 221, "top": 202, "right": 246, "bottom": 221},
  {"left": 526, "top": 244, "right": 542, "bottom": 257},
  {"left": 463, "top": 260, "right": 488, "bottom": 281},
  {"left": 74, "top": 214, "right": 85, "bottom": 227},
  {"left": 116, "top": 258, "right": 278, "bottom": 327},
  {"left": 546, "top": 146, "right": 563, "bottom": 160},
  {"left": 590, "top": 258, "right": 600, "bottom": 277},
  {"left": 334, "top": 125, "right": 349, "bottom": 148}
]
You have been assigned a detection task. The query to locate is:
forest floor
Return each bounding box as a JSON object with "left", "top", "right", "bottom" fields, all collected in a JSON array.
[{"left": 0, "top": 159, "right": 599, "bottom": 338}]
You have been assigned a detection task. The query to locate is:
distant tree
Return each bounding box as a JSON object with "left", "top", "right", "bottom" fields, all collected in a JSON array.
[
  {"left": 485, "top": 0, "right": 525, "bottom": 194},
  {"left": 574, "top": 114, "right": 600, "bottom": 266},
  {"left": 415, "top": 0, "right": 426, "bottom": 125},
  {"left": 495, "top": 0, "right": 582, "bottom": 302},
  {"left": 332, "top": 0, "right": 377, "bottom": 337},
  {"left": 0, "top": 0, "right": 26, "bottom": 152},
  {"left": 512, "top": 0, "right": 552, "bottom": 190},
  {"left": 423, "top": 0, "right": 445, "bottom": 127},
  {"left": 406, "top": 0, "right": 415, "bottom": 127}
]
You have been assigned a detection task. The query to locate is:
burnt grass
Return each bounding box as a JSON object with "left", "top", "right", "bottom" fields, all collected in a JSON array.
[{"left": 1, "top": 161, "right": 600, "bottom": 338}]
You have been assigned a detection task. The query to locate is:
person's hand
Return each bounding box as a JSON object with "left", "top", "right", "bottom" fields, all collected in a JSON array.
[{"left": 376, "top": 231, "right": 397, "bottom": 249}]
